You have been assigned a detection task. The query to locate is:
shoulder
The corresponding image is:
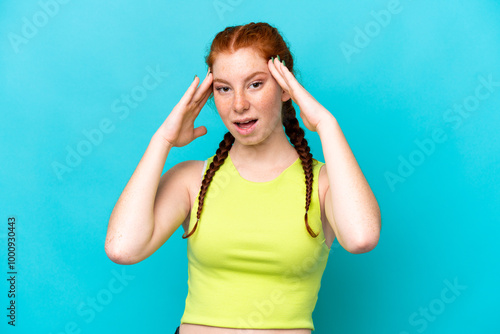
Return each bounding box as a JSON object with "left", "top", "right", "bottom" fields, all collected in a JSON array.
[
  {"left": 312, "top": 158, "right": 326, "bottom": 178},
  {"left": 167, "top": 159, "right": 205, "bottom": 178},
  {"left": 315, "top": 158, "right": 335, "bottom": 246},
  {"left": 315, "top": 159, "right": 327, "bottom": 191},
  {"left": 176, "top": 159, "right": 207, "bottom": 184},
  {"left": 161, "top": 159, "right": 206, "bottom": 197},
  {"left": 315, "top": 158, "right": 328, "bottom": 210},
  {"left": 175, "top": 158, "right": 213, "bottom": 209}
]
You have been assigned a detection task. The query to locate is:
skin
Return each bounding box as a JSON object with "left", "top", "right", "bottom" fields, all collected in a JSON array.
[
  {"left": 268, "top": 52, "right": 381, "bottom": 254},
  {"left": 180, "top": 48, "right": 335, "bottom": 334},
  {"left": 106, "top": 44, "right": 380, "bottom": 334},
  {"left": 211, "top": 47, "right": 296, "bottom": 172}
]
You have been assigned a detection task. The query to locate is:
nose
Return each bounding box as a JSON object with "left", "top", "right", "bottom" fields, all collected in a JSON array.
[{"left": 232, "top": 89, "right": 250, "bottom": 113}]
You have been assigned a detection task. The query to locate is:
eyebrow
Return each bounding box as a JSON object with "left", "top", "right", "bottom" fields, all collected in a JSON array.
[{"left": 213, "top": 71, "right": 268, "bottom": 85}]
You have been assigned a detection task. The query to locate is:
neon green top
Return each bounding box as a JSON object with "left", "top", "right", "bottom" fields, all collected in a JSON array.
[{"left": 180, "top": 152, "right": 331, "bottom": 330}]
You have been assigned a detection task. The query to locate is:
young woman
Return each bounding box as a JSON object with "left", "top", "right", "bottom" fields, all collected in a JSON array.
[{"left": 105, "top": 22, "right": 381, "bottom": 334}]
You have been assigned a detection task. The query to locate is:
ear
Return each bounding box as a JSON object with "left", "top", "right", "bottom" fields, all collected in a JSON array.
[{"left": 281, "top": 90, "right": 291, "bottom": 102}]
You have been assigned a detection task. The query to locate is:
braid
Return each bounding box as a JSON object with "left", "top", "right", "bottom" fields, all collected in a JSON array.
[
  {"left": 186, "top": 22, "right": 318, "bottom": 239},
  {"left": 182, "top": 104, "right": 318, "bottom": 239},
  {"left": 282, "top": 100, "right": 319, "bottom": 238},
  {"left": 182, "top": 131, "right": 235, "bottom": 238}
]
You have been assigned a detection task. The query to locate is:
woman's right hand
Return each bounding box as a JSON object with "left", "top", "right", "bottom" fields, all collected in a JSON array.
[{"left": 155, "top": 69, "right": 213, "bottom": 147}]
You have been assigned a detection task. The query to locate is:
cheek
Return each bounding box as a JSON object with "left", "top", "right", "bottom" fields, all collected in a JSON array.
[
  {"left": 258, "top": 84, "right": 282, "bottom": 111},
  {"left": 213, "top": 94, "right": 225, "bottom": 109},
  {"left": 213, "top": 94, "right": 232, "bottom": 120}
]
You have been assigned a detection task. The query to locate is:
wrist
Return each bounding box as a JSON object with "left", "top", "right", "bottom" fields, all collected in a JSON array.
[
  {"left": 317, "top": 114, "right": 339, "bottom": 135},
  {"left": 151, "top": 132, "right": 174, "bottom": 151}
]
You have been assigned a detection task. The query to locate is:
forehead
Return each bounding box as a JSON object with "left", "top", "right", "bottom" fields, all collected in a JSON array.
[{"left": 212, "top": 47, "right": 268, "bottom": 76}]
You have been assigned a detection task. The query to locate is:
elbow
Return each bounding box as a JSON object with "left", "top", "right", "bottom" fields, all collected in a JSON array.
[
  {"left": 106, "top": 250, "right": 139, "bottom": 265},
  {"left": 347, "top": 221, "right": 381, "bottom": 254},
  {"left": 105, "top": 242, "right": 138, "bottom": 265},
  {"left": 347, "top": 237, "right": 379, "bottom": 254}
]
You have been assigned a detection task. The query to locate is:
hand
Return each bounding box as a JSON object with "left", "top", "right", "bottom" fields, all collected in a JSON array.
[
  {"left": 156, "top": 69, "right": 213, "bottom": 147},
  {"left": 267, "top": 57, "right": 333, "bottom": 133}
]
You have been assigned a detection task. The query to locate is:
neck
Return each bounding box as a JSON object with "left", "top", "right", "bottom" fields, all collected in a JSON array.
[{"left": 229, "top": 128, "right": 298, "bottom": 166}]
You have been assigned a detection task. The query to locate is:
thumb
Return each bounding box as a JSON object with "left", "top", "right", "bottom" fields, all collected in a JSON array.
[{"left": 193, "top": 126, "right": 207, "bottom": 139}]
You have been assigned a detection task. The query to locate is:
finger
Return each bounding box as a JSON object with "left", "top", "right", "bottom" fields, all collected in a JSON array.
[
  {"left": 193, "top": 125, "right": 207, "bottom": 139},
  {"left": 268, "top": 58, "right": 290, "bottom": 93},
  {"left": 179, "top": 75, "right": 201, "bottom": 106},
  {"left": 274, "top": 59, "right": 301, "bottom": 93},
  {"left": 277, "top": 66, "right": 294, "bottom": 97},
  {"left": 188, "top": 81, "right": 213, "bottom": 120},
  {"left": 193, "top": 83, "right": 213, "bottom": 115},
  {"left": 267, "top": 58, "right": 282, "bottom": 81},
  {"left": 200, "top": 83, "right": 213, "bottom": 105},
  {"left": 192, "top": 72, "right": 213, "bottom": 103},
  {"left": 273, "top": 59, "right": 290, "bottom": 87},
  {"left": 195, "top": 77, "right": 213, "bottom": 106}
]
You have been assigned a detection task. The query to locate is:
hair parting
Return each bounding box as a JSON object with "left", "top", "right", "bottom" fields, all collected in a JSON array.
[{"left": 182, "top": 22, "right": 318, "bottom": 239}]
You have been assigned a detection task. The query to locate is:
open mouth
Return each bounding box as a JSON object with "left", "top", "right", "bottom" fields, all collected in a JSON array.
[{"left": 235, "top": 119, "right": 258, "bottom": 129}]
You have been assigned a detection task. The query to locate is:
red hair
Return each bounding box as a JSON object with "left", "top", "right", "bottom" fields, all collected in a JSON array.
[{"left": 182, "top": 22, "right": 318, "bottom": 239}]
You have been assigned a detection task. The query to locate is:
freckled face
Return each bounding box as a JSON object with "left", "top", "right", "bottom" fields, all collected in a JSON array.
[{"left": 212, "top": 47, "right": 289, "bottom": 146}]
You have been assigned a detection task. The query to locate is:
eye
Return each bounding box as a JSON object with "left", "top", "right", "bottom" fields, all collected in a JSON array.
[
  {"left": 250, "top": 81, "right": 263, "bottom": 89},
  {"left": 215, "top": 86, "right": 230, "bottom": 93}
]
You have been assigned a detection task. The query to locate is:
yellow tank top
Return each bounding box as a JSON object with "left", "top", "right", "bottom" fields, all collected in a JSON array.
[{"left": 180, "top": 152, "right": 330, "bottom": 330}]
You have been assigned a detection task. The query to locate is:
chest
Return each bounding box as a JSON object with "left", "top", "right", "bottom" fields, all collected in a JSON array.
[{"left": 186, "top": 176, "right": 326, "bottom": 277}]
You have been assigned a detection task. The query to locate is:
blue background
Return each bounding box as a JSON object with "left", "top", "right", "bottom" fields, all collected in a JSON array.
[{"left": 1, "top": 0, "right": 499, "bottom": 333}]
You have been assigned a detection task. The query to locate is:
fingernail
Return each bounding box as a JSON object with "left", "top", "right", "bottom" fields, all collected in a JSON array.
[
  {"left": 194, "top": 75, "right": 197, "bottom": 80},
  {"left": 271, "top": 56, "right": 274, "bottom": 63},
  {"left": 277, "top": 55, "right": 281, "bottom": 62},
  {"left": 282, "top": 60, "right": 286, "bottom": 66}
]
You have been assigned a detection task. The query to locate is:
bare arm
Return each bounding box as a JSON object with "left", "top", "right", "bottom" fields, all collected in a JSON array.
[
  {"left": 266, "top": 57, "right": 381, "bottom": 254},
  {"left": 105, "top": 70, "right": 213, "bottom": 264},
  {"left": 105, "top": 134, "right": 171, "bottom": 264},
  {"left": 319, "top": 116, "right": 381, "bottom": 254}
]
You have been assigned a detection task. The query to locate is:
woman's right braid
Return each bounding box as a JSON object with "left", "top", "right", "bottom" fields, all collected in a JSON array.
[
  {"left": 184, "top": 21, "right": 319, "bottom": 239},
  {"left": 282, "top": 100, "right": 318, "bottom": 238},
  {"left": 182, "top": 131, "right": 235, "bottom": 239}
]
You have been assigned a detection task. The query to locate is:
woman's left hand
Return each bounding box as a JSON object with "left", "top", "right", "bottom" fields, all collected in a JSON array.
[{"left": 267, "top": 56, "right": 334, "bottom": 133}]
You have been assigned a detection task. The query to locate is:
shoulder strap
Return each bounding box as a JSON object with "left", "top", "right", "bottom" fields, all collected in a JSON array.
[{"left": 201, "top": 159, "right": 208, "bottom": 179}]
